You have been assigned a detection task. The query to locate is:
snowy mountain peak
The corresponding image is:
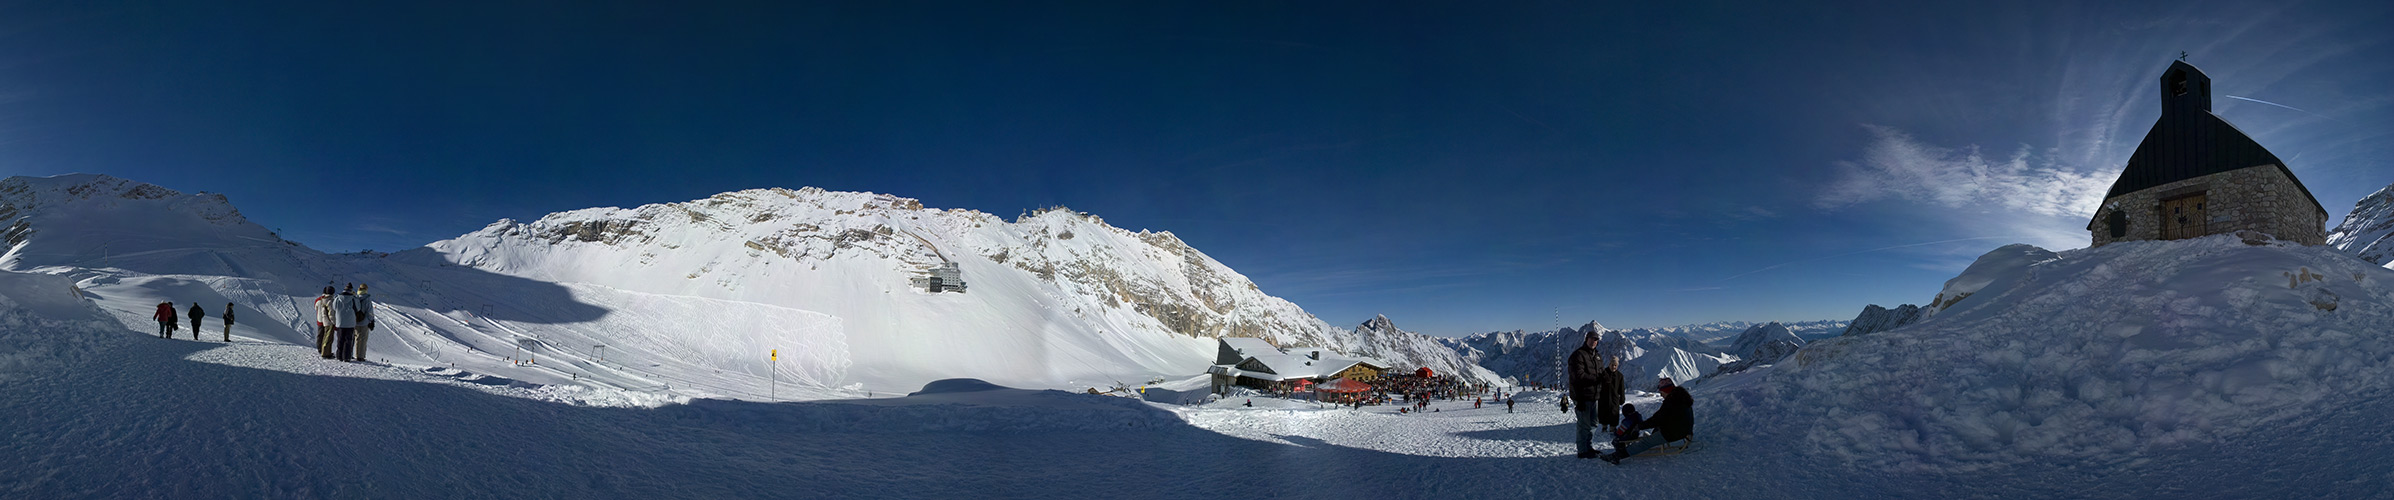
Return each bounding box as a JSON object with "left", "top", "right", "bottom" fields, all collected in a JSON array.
[
  {"left": 1725, "top": 321, "right": 1803, "bottom": 360},
  {"left": 425, "top": 185, "right": 1503, "bottom": 390},
  {"left": 1839, "top": 303, "right": 1924, "bottom": 337},
  {"left": 0, "top": 173, "right": 244, "bottom": 222},
  {"left": 2328, "top": 181, "right": 2394, "bottom": 267},
  {"left": 0, "top": 174, "right": 286, "bottom": 271}
]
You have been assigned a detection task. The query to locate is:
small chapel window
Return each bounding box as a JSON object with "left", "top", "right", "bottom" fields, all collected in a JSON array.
[{"left": 2168, "top": 70, "right": 2190, "bottom": 96}]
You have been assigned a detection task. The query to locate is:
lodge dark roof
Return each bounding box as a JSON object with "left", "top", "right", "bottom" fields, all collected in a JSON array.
[{"left": 2099, "top": 61, "right": 2325, "bottom": 217}]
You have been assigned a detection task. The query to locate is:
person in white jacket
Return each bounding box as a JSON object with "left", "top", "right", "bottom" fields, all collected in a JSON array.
[
  {"left": 351, "top": 284, "right": 376, "bottom": 362},
  {"left": 314, "top": 286, "right": 337, "bottom": 359},
  {"left": 331, "top": 284, "right": 360, "bottom": 362}
]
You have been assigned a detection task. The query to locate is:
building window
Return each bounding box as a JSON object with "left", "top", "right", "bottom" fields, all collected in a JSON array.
[
  {"left": 2168, "top": 70, "right": 2189, "bottom": 97},
  {"left": 2107, "top": 210, "right": 2128, "bottom": 238}
]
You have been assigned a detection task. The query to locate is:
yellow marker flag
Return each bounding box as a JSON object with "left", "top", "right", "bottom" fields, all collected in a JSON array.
[{"left": 771, "top": 349, "right": 777, "bottom": 361}]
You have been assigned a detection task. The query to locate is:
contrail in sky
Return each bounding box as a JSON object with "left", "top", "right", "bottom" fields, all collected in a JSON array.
[
  {"left": 1718, "top": 237, "right": 2007, "bottom": 282},
  {"left": 2225, "top": 95, "right": 2337, "bottom": 121}
]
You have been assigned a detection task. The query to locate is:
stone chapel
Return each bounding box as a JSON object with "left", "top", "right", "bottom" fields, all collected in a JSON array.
[{"left": 2087, "top": 61, "right": 2328, "bottom": 247}]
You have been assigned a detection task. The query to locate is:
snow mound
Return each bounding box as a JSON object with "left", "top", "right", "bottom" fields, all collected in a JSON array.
[
  {"left": 1707, "top": 235, "right": 2394, "bottom": 472},
  {"left": 1920, "top": 243, "right": 2058, "bottom": 318},
  {"left": 912, "top": 378, "right": 1008, "bottom": 395}
]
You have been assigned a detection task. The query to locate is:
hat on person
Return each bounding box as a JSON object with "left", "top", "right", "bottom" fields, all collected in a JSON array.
[{"left": 1658, "top": 377, "right": 1675, "bottom": 388}]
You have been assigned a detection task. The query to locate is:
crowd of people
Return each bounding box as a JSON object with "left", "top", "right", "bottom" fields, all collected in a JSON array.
[
  {"left": 148, "top": 282, "right": 377, "bottom": 363},
  {"left": 314, "top": 283, "right": 377, "bottom": 362}
]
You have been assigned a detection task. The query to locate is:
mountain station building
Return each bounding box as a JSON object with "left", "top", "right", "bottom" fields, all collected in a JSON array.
[{"left": 1207, "top": 338, "right": 1387, "bottom": 395}]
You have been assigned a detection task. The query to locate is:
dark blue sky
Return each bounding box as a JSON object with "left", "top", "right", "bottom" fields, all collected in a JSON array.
[{"left": 4, "top": 1, "right": 2390, "bottom": 334}]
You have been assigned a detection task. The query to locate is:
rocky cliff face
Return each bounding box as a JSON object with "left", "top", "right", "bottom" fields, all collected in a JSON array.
[
  {"left": 1840, "top": 303, "right": 1925, "bottom": 337},
  {"left": 2328, "top": 182, "right": 2394, "bottom": 267}
]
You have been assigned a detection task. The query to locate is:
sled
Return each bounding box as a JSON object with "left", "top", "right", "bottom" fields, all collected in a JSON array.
[{"left": 1614, "top": 435, "right": 1696, "bottom": 458}]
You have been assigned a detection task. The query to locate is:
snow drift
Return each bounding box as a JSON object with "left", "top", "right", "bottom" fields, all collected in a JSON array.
[{"left": 1703, "top": 235, "right": 2394, "bottom": 472}]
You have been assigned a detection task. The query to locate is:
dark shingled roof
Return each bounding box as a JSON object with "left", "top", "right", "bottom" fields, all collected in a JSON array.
[{"left": 2099, "top": 61, "right": 2326, "bottom": 217}]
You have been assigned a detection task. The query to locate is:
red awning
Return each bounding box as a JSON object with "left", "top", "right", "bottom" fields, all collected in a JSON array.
[
  {"left": 1415, "top": 367, "right": 1434, "bottom": 378},
  {"left": 1316, "top": 377, "right": 1373, "bottom": 393}
]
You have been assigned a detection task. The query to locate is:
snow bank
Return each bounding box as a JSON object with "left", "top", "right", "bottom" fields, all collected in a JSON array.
[{"left": 1707, "top": 235, "right": 2394, "bottom": 472}]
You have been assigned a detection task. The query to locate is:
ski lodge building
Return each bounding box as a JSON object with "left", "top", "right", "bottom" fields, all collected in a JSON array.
[
  {"left": 1206, "top": 338, "right": 1388, "bottom": 395},
  {"left": 2087, "top": 61, "right": 2328, "bottom": 247}
]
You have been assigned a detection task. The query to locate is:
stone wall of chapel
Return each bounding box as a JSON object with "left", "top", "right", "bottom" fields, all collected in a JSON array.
[{"left": 2089, "top": 165, "right": 2326, "bottom": 247}]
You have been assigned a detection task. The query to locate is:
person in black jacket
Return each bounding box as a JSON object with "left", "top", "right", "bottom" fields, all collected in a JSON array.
[
  {"left": 1567, "top": 334, "right": 1607, "bottom": 458},
  {"left": 186, "top": 303, "right": 205, "bottom": 340},
  {"left": 1597, "top": 356, "right": 1625, "bottom": 434},
  {"left": 221, "top": 303, "right": 235, "bottom": 342},
  {"left": 1603, "top": 377, "right": 1694, "bottom": 465}
]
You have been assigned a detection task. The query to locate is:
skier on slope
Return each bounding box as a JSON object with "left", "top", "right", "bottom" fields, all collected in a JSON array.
[
  {"left": 331, "top": 284, "right": 360, "bottom": 362},
  {"left": 1603, "top": 378, "right": 1694, "bottom": 465},
  {"left": 1568, "top": 333, "right": 1607, "bottom": 459},
  {"left": 221, "top": 303, "right": 235, "bottom": 342},
  {"left": 352, "top": 284, "right": 376, "bottom": 362},
  {"left": 186, "top": 303, "right": 205, "bottom": 340},
  {"left": 153, "top": 302, "right": 177, "bottom": 339},
  {"left": 314, "top": 286, "right": 336, "bottom": 358}
]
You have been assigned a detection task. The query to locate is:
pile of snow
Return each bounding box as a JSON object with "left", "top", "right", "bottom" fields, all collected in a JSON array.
[
  {"left": 2328, "top": 181, "right": 2394, "bottom": 267},
  {"left": 1919, "top": 243, "right": 2057, "bottom": 318},
  {"left": 1703, "top": 235, "right": 2394, "bottom": 472},
  {"left": 1838, "top": 303, "right": 1924, "bottom": 337}
]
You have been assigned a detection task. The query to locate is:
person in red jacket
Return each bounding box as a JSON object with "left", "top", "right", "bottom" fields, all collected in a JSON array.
[{"left": 152, "top": 302, "right": 177, "bottom": 339}]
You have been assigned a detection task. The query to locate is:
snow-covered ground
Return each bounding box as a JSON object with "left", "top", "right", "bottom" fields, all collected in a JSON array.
[{"left": 9, "top": 173, "right": 2394, "bottom": 497}]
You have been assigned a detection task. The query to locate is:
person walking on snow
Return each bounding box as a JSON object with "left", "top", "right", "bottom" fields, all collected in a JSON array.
[
  {"left": 1506, "top": 397, "right": 1516, "bottom": 413},
  {"left": 153, "top": 302, "right": 176, "bottom": 338},
  {"left": 1568, "top": 333, "right": 1608, "bottom": 459},
  {"left": 186, "top": 303, "right": 205, "bottom": 340},
  {"left": 1603, "top": 378, "right": 1695, "bottom": 465},
  {"left": 221, "top": 302, "right": 235, "bottom": 342},
  {"left": 352, "top": 284, "right": 376, "bottom": 361},
  {"left": 331, "top": 284, "right": 360, "bottom": 362},
  {"left": 313, "top": 286, "right": 336, "bottom": 358}
]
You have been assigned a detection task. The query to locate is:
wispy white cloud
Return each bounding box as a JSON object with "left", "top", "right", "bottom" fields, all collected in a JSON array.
[{"left": 1816, "top": 125, "right": 2111, "bottom": 218}]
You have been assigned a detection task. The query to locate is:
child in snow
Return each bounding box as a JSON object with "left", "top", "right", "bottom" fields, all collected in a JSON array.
[{"left": 1614, "top": 403, "right": 1645, "bottom": 444}]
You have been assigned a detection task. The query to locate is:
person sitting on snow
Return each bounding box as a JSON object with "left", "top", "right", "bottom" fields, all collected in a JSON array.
[
  {"left": 1613, "top": 402, "right": 1646, "bottom": 447},
  {"left": 1603, "top": 378, "right": 1693, "bottom": 465}
]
